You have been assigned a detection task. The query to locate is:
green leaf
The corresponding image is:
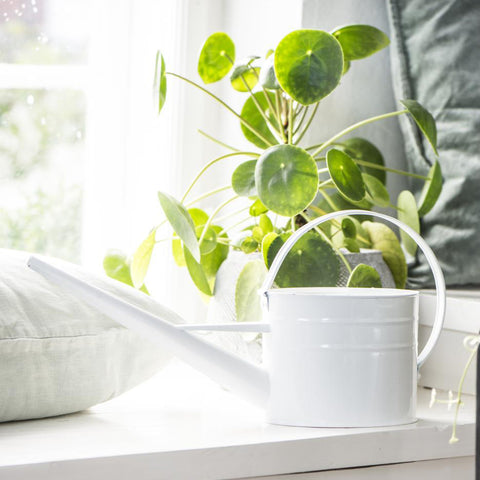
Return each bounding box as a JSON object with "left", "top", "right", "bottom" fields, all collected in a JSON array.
[
  {"left": 241, "top": 236, "right": 258, "bottom": 254},
  {"left": 261, "top": 231, "right": 278, "bottom": 267},
  {"left": 184, "top": 245, "right": 212, "bottom": 295},
  {"left": 131, "top": 229, "right": 156, "bottom": 289},
  {"left": 266, "top": 233, "right": 290, "bottom": 269},
  {"left": 232, "top": 160, "right": 257, "bottom": 196},
  {"left": 363, "top": 221, "right": 407, "bottom": 288},
  {"left": 230, "top": 56, "right": 260, "bottom": 92},
  {"left": 400, "top": 99, "right": 438, "bottom": 155},
  {"left": 341, "top": 217, "right": 356, "bottom": 238},
  {"left": 362, "top": 173, "right": 390, "bottom": 207},
  {"left": 326, "top": 148, "right": 366, "bottom": 202},
  {"left": 240, "top": 91, "right": 278, "bottom": 148},
  {"left": 104, "top": 250, "right": 149, "bottom": 294},
  {"left": 188, "top": 208, "right": 209, "bottom": 227},
  {"left": 259, "top": 214, "right": 273, "bottom": 234},
  {"left": 196, "top": 225, "right": 217, "bottom": 255},
  {"left": 342, "top": 237, "right": 360, "bottom": 253},
  {"left": 198, "top": 32, "right": 235, "bottom": 84},
  {"left": 273, "top": 231, "right": 340, "bottom": 287},
  {"left": 342, "top": 59, "right": 351, "bottom": 75},
  {"left": 418, "top": 160, "right": 442, "bottom": 216},
  {"left": 332, "top": 25, "right": 389, "bottom": 61},
  {"left": 235, "top": 260, "right": 267, "bottom": 323},
  {"left": 397, "top": 190, "right": 420, "bottom": 256},
  {"left": 158, "top": 191, "right": 200, "bottom": 262},
  {"left": 340, "top": 137, "right": 386, "bottom": 184},
  {"left": 250, "top": 198, "right": 268, "bottom": 216},
  {"left": 255, "top": 144, "right": 318, "bottom": 217},
  {"left": 347, "top": 264, "right": 382, "bottom": 288},
  {"left": 259, "top": 54, "right": 280, "bottom": 90},
  {"left": 153, "top": 51, "right": 167, "bottom": 114},
  {"left": 201, "top": 226, "right": 229, "bottom": 279},
  {"left": 251, "top": 226, "right": 264, "bottom": 243},
  {"left": 274, "top": 29, "right": 344, "bottom": 105}
]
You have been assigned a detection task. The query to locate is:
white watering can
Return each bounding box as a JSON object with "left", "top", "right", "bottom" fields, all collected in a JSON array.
[{"left": 27, "top": 210, "right": 445, "bottom": 428}]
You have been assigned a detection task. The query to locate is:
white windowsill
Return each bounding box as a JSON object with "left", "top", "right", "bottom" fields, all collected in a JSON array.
[{"left": 0, "top": 359, "right": 474, "bottom": 480}]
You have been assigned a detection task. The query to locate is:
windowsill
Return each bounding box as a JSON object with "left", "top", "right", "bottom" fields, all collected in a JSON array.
[{"left": 0, "top": 359, "right": 475, "bottom": 480}]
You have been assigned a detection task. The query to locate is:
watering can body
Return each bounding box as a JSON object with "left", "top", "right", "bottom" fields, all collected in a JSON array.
[{"left": 27, "top": 210, "right": 445, "bottom": 428}]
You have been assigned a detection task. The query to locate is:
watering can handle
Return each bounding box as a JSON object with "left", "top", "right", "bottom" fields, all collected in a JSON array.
[{"left": 260, "top": 209, "right": 446, "bottom": 368}]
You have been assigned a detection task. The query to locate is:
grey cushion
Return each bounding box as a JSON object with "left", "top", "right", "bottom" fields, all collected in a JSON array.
[
  {"left": 0, "top": 250, "right": 179, "bottom": 422},
  {"left": 387, "top": 0, "right": 480, "bottom": 287}
]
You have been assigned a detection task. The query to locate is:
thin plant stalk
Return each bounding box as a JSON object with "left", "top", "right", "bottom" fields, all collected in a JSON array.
[
  {"left": 186, "top": 185, "right": 232, "bottom": 207},
  {"left": 311, "top": 109, "right": 408, "bottom": 157},
  {"left": 351, "top": 159, "right": 429, "bottom": 181},
  {"left": 167, "top": 72, "right": 274, "bottom": 147},
  {"left": 293, "top": 105, "right": 308, "bottom": 137},
  {"left": 295, "top": 102, "right": 320, "bottom": 145},
  {"left": 182, "top": 152, "right": 258, "bottom": 202},
  {"left": 288, "top": 98, "right": 293, "bottom": 144},
  {"left": 198, "top": 130, "right": 240, "bottom": 152},
  {"left": 198, "top": 195, "right": 239, "bottom": 245}
]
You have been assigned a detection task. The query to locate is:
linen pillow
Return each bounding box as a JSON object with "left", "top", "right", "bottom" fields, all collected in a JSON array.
[
  {"left": 387, "top": 0, "right": 480, "bottom": 287},
  {"left": 0, "top": 249, "right": 181, "bottom": 422}
]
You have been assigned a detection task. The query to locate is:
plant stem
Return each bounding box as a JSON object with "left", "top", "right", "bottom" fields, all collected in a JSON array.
[
  {"left": 449, "top": 336, "right": 479, "bottom": 444},
  {"left": 166, "top": 71, "right": 274, "bottom": 147},
  {"left": 239, "top": 74, "right": 283, "bottom": 140},
  {"left": 198, "top": 195, "right": 239, "bottom": 246},
  {"left": 198, "top": 130, "right": 240, "bottom": 152},
  {"left": 293, "top": 105, "right": 308, "bottom": 137},
  {"left": 218, "top": 215, "right": 251, "bottom": 236},
  {"left": 275, "top": 91, "right": 287, "bottom": 142},
  {"left": 353, "top": 159, "right": 429, "bottom": 180},
  {"left": 182, "top": 152, "right": 258, "bottom": 202},
  {"left": 311, "top": 109, "right": 408, "bottom": 157},
  {"left": 295, "top": 102, "right": 320, "bottom": 145},
  {"left": 288, "top": 98, "right": 293, "bottom": 144},
  {"left": 186, "top": 185, "right": 232, "bottom": 207},
  {"left": 216, "top": 205, "right": 250, "bottom": 224},
  {"left": 319, "top": 189, "right": 340, "bottom": 211},
  {"left": 318, "top": 179, "right": 334, "bottom": 189}
]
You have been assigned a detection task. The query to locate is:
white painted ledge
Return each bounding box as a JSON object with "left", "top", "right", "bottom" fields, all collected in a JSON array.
[{"left": 0, "top": 360, "right": 474, "bottom": 480}]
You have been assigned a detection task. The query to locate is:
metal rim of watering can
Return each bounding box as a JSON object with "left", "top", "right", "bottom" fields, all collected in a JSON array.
[{"left": 260, "top": 209, "right": 446, "bottom": 369}]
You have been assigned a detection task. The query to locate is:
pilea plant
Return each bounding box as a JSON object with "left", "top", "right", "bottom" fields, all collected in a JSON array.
[{"left": 104, "top": 25, "right": 442, "bottom": 321}]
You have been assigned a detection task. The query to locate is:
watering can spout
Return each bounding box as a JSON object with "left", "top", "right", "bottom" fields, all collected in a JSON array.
[{"left": 27, "top": 256, "right": 270, "bottom": 409}]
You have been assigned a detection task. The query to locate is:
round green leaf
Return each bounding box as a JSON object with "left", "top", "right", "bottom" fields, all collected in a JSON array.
[
  {"left": 249, "top": 198, "right": 268, "bottom": 216},
  {"left": 184, "top": 245, "right": 212, "bottom": 296},
  {"left": 401, "top": 99, "right": 438, "bottom": 155},
  {"left": 362, "top": 173, "right": 390, "bottom": 207},
  {"left": 196, "top": 225, "right": 217, "bottom": 255},
  {"left": 332, "top": 25, "right": 389, "bottom": 61},
  {"left": 198, "top": 32, "right": 235, "bottom": 84},
  {"left": 131, "top": 229, "right": 156, "bottom": 288},
  {"left": 340, "top": 137, "right": 386, "bottom": 184},
  {"left": 397, "top": 190, "right": 420, "bottom": 257},
  {"left": 273, "top": 231, "right": 340, "bottom": 288},
  {"left": 201, "top": 226, "right": 229, "bottom": 279},
  {"left": 255, "top": 144, "right": 318, "bottom": 217},
  {"left": 274, "top": 29, "right": 343, "bottom": 105},
  {"left": 158, "top": 191, "right": 200, "bottom": 262},
  {"left": 326, "top": 148, "right": 366, "bottom": 202},
  {"left": 232, "top": 160, "right": 257, "bottom": 196},
  {"left": 259, "top": 54, "right": 280, "bottom": 90},
  {"left": 266, "top": 233, "right": 290, "bottom": 269},
  {"left": 341, "top": 217, "right": 357, "bottom": 238},
  {"left": 363, "top": 221, "right": 407, "bottom": 288},
  {"left": 240, "top": 91, "right": 278, "bottom": 148},
  {"left": 188, "top": 208, "right": 209, "bottom": 227},
  {"left": 418, "top": 160, "right": 442, "bottom": 216},
  {"left": 104, "top": 250, "right": 149, "bottom": 294},
  {"left": 235, "top": 260, "right": 267, "bottom": 323},
  {"left": 153, "top": 51, "right": 167, "bottom": 114},
  {"left": 347, "top": 264, "right": 382, "bottom": 288},
  {"left": 230, "top": 56, "right": 260, "bottom": 92},
  {"left": 252, "top": 226, "right": 264, "bottom": 243}
]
